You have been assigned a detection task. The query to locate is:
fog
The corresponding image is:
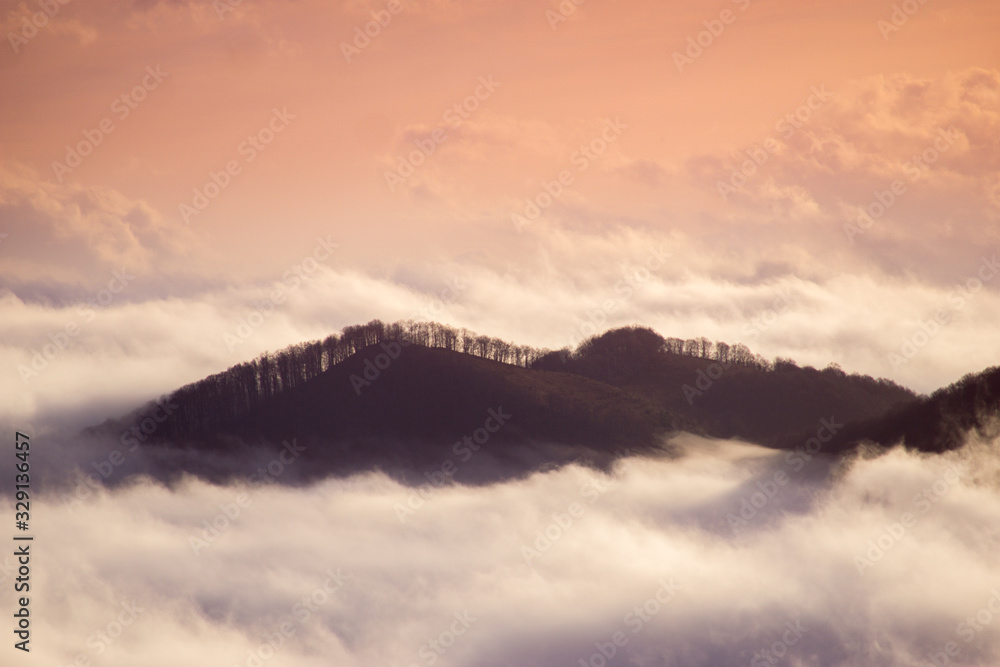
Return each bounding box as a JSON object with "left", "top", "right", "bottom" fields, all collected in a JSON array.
[
  {"left": 6, "top": 228, "right": 1000, "bottom": 436},
  {"left": 2, "top": 430, "right": 999, "bottom": 667}
]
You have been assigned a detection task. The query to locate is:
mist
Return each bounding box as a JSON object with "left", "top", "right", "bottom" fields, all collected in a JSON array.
[{"left": 4, "top": 431, "right": 1000, "bottom": 667}]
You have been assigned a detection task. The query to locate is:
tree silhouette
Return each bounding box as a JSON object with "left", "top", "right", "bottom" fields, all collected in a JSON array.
[{"left": 128, "top": 317, "right": 914, "bottom": 446}]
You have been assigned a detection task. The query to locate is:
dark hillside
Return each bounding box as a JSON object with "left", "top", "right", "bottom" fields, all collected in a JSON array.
[
  {"left": 86, "top": 320, "right": 997, "bottom": 485},
  {"left": 535, "top": 326, "right": 917, "bottom": 445},
  {"left": 807, "top": 366, "right": 1000, "bottom": 453}
]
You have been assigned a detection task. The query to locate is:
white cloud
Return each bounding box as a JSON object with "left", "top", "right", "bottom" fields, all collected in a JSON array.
[
  {"left": 13, "top": 433, "right": 1000, "bottom": 666},
  {"left": 4, "top": 223, "right": 1000, "bottom": 430}
]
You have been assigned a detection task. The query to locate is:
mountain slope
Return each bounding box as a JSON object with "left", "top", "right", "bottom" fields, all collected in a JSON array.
[
  {"left": 86, "top": 321, "right": 1000, "bottom": 485},
  {"left": 86, "top": 339, "right": 687, "bottom": 481},
  {"left": 533, "top": 326, "right": 917, "bottom": 445},
  {"left": 234, "top": 341, "right": 679, "bottom": 448},
  {"left": 813, "top": 365, "right": 1000, "bottom": 453}
]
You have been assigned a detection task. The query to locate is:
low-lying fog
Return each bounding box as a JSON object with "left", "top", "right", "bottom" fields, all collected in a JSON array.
[{"left": 5, "top": 432, "right": 1000, "bottom": 667}]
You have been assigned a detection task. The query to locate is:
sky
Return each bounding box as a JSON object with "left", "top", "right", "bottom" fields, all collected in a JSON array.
[
  {"left": 2, "top": 0, "right": 1000, "bottom": 429},
  {"left": 3, "top": 4, "right": 1000, "bottom": 665}
]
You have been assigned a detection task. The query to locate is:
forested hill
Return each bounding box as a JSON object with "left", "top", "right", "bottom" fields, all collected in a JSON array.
[
  {"left": 810, "top": 365, "right": 1000, "bottom": 454},
  {"left": 533, "top": 326, "right": 917, "bottom": 446},
  {"left": 87, "top": 320, "right": 925, "bottom": 461}
]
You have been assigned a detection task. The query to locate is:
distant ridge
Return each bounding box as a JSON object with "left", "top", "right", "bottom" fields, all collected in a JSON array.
[
  {"left": 813, "top": 365, "right": 1000, "bottom": 453},
  {"left": 82, "top": 320, "right": 991, "bottom": 484}
]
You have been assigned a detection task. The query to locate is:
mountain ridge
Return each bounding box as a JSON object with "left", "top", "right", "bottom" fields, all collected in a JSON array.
[{"left": 81, "top": 320, "right": 1000, "bottom": 485}]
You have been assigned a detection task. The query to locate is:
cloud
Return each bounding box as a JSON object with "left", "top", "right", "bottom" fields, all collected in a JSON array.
[
  {"left": 9, "top": 432, "right": 1000, "bottom": 666},
  {"left": 685, "top": 68, "right": 1000, "bottom": 285},
  {"left": 0, "top": 161, "right": 195, "bottom": 295},
  {"left": 0, "top": 2, "right": 97, "bottom": 50},
  {"left": 4, "top": 220, "right": 1000, "bottom": 431}
]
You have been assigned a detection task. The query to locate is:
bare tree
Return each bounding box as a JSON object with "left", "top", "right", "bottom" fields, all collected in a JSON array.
[
  {"left": 683, "top": 339, "right": 700, "bottom": 357},
  {"left": 714, "top": 341, "right": 731, "bottom": 364},
  {"left": 474, "top": 335, "right": 490, "bottom": 358}
]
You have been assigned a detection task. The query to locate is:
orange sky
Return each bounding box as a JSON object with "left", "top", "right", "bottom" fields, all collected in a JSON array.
[{"left": 2, "top": 0, "right": 1000, "bottom": 425}]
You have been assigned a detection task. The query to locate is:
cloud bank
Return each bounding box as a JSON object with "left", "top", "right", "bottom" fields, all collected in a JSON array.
[{"left": 6, "top": 433, "right": 1000, "bottom": 666}]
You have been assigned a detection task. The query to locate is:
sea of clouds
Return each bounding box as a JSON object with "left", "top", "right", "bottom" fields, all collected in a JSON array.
[{"left": 3, "top": 430, "right": 1000, "bottom": 667}]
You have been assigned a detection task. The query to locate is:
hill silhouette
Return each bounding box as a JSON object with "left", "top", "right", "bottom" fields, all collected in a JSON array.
[
  {"left": 810, "top": 365, "right": 1000, "bottom": 453},
  {"left": 536, "top": 326, "right": 916, "bottom": 446},
  {"left": 86, "top": 319, "right": 999, "bottom": 483}
]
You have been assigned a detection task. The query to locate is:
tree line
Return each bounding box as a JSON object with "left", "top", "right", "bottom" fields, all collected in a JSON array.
[{"left": 155, "top": 319, "right": 776, "bottom": 438}]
